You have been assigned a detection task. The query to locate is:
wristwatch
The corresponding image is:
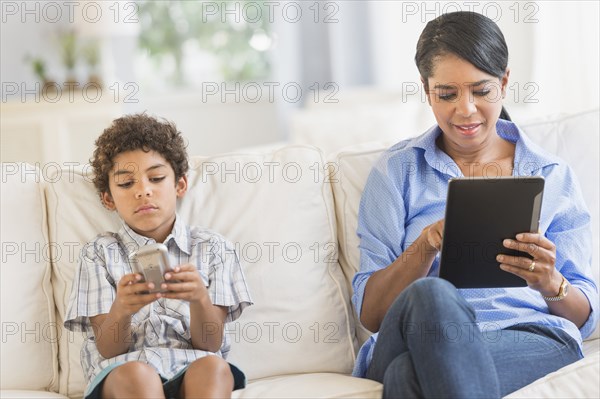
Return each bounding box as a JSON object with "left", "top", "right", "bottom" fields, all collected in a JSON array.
[{"left": 542, "top": 277, "right": 569, "bottom": 302}]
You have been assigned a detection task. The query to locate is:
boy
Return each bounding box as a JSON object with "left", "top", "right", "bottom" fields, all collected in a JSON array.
[{"left": 64, "top": 113, "right": 252, "bottom": 399}]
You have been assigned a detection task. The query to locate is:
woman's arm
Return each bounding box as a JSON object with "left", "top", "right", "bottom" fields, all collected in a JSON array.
[{"left": 361, "top": 220, "right": 443, "bottom": 332}]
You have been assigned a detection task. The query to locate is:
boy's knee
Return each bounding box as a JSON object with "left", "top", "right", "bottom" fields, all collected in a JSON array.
[
  {"left": 110, "top": 361, "right": 160, "bottom": 383},
  {"left": 186, "top": 356, "right": 233, "bottom": 384},
  {"left": 190, "top": 356, "right": 231, "bottom": 375},
  {"left": 103, "top": 362, "right": 163, "bottom": 398}
]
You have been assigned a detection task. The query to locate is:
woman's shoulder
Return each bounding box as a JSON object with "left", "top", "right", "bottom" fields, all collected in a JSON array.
[{"left": 372, "top": 127, "right": 437, "bottom": 176}]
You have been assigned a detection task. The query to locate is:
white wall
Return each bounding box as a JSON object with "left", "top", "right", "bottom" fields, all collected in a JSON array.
[
  {"left": 1, "top": 1, "right": 598, "bottom": 163},
  {"left": 365, "top": 0, "right": 600, "bottom": 121}
]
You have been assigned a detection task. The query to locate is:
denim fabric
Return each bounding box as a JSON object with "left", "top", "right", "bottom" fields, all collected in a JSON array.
[{"left": 366, "top": 278, "right": 582, "bottom": 398}]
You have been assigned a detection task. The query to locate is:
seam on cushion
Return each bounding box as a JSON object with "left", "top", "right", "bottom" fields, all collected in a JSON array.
[
  {"left": 189, "top": 144, "right": 329, "bottom": 166},
  {"left": 334, "top": 148, "right": 389, "bottom": 346},
  {"left": 47, "top": 171, "right": 69, "bottom": 396},
  {"left": 519, "top": 108, "right": 599, "bottom": 129},
  {"left": 316, "top": 148, "right": 358, "bottom": 366},
  {"left": 39, "top": 171, "right": 61, "bottom": 393},
  {"left": 336, "top": 148, "right": 389, "bottom": 295}
]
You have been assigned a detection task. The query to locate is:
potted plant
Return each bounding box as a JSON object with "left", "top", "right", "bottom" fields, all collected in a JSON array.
[
  {"left": 82, "top": 39, "right": 102, "bottom": 88},
  {"left": 24, "top": 55, "right": 57, "bottom": 93},
  {"left": 59, "top": 30, "right": 78, "bottom": 87}
]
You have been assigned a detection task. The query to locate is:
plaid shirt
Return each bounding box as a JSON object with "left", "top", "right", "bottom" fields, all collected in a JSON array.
[{"left": 64, "top": 216, "right": 252, "bottom": 384}]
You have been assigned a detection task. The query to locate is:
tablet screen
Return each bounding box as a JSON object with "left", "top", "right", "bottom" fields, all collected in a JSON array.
[{"left": 439, "top": 176, "right": 544, "bottom": 288}]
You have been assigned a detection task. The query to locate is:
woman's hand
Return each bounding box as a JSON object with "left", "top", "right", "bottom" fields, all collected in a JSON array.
[
  {"left": 160, "top": 263, "right": 209, "bottom": 304},
  {"left": 497, "top": 233, "right": 563, "bottom": 296},
  {"left": 423, "top": 219, "right": 445, "bottom": 252}
]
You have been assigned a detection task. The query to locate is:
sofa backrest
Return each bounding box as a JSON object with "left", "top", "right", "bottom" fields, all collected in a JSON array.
[
  {"left": 331, "top": 109, "right": 600, "bottom": 344},
  {"left": 0, "top": 164, "right": 59, "bottom": 392},
  {"left": 44, "top": 145, "right": 357, "bottom": 398}
]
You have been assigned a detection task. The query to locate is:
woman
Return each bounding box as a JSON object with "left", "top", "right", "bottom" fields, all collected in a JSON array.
[{"left": 352, "top": 11, "right": 598, "bottom": 398}]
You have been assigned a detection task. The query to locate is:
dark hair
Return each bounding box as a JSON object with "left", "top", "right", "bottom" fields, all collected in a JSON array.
[
  {"left": 415, "top": 11, "right": 511, "bottom": 121},
  {"left": 91, "top": 113, "right": 189, "bottom": 199}
]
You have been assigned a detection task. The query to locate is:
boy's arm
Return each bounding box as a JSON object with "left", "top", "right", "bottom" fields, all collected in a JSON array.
[
  {"left": 91, "top": 273, "right": 159, "bottom": 358},
  {"left": 162, "top": 264, "right": 227, "bottom": 352},
  {"left": 189, "top": 302, "right": 228, "bottom": 352}
]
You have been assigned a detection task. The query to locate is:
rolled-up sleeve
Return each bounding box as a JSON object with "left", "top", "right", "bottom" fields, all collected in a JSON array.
[
  {"left": 352, "top": 163, "right": 407, "bottom": 320},
  {"left": 546, "top": 165, "right": 599, "bottom": 339}
]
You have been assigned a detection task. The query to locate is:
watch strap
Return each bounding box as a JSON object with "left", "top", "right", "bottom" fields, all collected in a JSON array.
[{"left": 542, "top": 277, "right": 568, "bottom": 302}]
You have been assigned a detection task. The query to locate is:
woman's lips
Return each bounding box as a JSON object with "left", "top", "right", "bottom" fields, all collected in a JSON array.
[{"left": 453, "top": 123, "right": 482, "bottom": 135}]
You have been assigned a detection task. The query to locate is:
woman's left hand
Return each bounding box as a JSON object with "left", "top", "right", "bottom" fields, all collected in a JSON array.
[{"left": 497, "top": 232, "right": 563, "bottom": 296}]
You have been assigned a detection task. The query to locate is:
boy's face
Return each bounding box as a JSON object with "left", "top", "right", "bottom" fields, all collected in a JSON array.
[{"left": 102, "top": 149, "right": 187, "bottom": 243}]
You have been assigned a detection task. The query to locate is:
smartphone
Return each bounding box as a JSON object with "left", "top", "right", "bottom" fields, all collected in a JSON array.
[{"left": 129, "top": 243, "right": 173, "bottom": 293}]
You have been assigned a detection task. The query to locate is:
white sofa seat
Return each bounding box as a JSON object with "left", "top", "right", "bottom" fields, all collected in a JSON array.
[{"left": 233, "top": 373, "right": 382, "bottom": 398}]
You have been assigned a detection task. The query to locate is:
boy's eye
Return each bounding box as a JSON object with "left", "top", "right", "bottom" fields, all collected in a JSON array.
[
  {"left": 150, "top": 176, "right": 166, "bottom": 183},
  {"left": 117, "top": 181, "right": 134, "bottom": 188}
]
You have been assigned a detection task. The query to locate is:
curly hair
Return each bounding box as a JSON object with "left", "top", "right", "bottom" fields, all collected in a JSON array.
[{"left": 91, "top": 113, "right": 189, "bottom": 200}]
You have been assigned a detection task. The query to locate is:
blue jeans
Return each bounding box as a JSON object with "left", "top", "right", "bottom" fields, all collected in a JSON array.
[{"left": 366, "top": 278, "right": 582, "bottom": 398}]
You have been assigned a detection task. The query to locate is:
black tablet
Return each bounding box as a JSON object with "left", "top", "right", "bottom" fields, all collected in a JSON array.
[{"left": 439, "top": 176, "right": 544, "bottom": 288}]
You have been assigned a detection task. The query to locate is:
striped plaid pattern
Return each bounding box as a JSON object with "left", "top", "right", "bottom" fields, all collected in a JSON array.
[{"left": 64, "top": 216, "right": 252, "bottom": 384}]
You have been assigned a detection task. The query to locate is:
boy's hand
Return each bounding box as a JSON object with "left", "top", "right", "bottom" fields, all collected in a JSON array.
[
  {"left": 161, "top": 263, "right": 209, "bottom": 304},
  {"left": 113, "top": 273, "right": 160, "bottom": 317}
]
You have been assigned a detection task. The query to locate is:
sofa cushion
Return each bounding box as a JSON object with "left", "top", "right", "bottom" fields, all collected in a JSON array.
[
  {"left": 182, "top": 146, "right": 357, "bottom": 380},
  {"left": 46, "top": 145, "right": 357, "bottom": 397},
  {"left": 331, "top": 109, "right": 600, "bottom": 344},
  {"left": 506, "top": 350, "right": 600, "bottom": 398},
  {"left": 0, "top": 164, "right": 59, "bottom": 392},
  {"left": 232, "top": 373, "right": 382, "bottom": 398},
  {"left": 0, "top": 391, "right": 69, "bottom": 399}
]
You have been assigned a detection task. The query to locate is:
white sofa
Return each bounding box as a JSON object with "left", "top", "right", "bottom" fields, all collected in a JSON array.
[{"left": 1, "top": 109, "right": 598, "bottom": 398}]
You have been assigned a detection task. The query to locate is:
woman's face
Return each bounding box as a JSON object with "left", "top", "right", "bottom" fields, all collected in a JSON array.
[{"left": 425, "top": 53, "right": 509, "bottom": 152}]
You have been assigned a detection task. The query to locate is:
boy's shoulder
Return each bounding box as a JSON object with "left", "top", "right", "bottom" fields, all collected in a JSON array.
[
  {"left": 187, "top": 225, "right": 235, "bottom": 247},
  {"left": 82, "top": 231, "right": 122, "bottom": 249}
]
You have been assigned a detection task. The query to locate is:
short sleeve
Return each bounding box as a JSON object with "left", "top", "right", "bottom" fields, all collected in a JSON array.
[
  {"left": 205, "top": 236, "right": 253, "bottom": 323},
  {"left": 64, "top": 239, "right": 117, "bottom": 332}
]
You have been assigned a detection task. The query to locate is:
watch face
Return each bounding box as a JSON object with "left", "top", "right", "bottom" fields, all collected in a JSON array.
[{"left": 562, "top": 281, "right": 569, "bottom": 296}]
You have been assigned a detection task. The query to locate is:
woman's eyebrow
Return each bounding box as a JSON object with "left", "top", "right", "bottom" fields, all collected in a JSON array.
[{"left": 433, "top": 79, "right": 493, "bottom": 90}]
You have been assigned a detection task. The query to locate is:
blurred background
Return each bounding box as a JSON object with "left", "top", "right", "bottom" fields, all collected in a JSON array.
[{"left": 1, "top": 0, "right": 598, "bottom": 164}]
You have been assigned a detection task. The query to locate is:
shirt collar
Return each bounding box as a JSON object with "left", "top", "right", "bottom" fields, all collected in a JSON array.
[
  {"left": 412, "top": 119, "right": 559, "bottom": 177},
  {"left": 117, "top": 214, "right": 191, "bottom": 255}
]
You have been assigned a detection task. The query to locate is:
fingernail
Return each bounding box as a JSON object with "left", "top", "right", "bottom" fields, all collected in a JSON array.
[
  {"left": 497, "top": 255, "right": 504, "bottom": 261},
  {"left": 516, "top": 234, "right": 524, "bottom": 240},
  {"left": 503, "top": 239, "right": 512, "bottom": 246}
]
